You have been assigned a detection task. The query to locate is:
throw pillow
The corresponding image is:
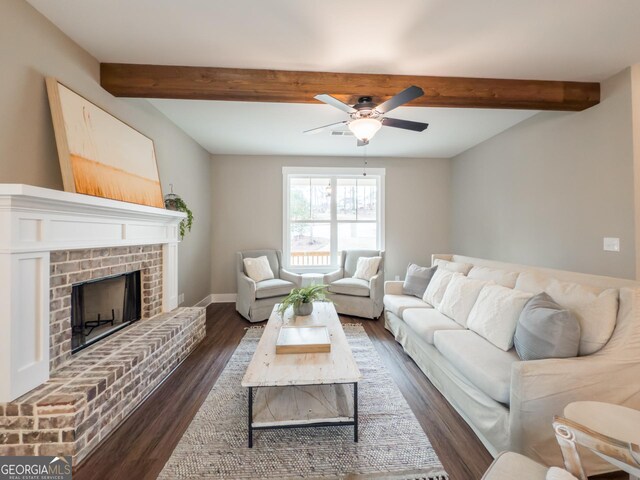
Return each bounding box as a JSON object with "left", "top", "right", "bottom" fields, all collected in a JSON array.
[
  {"left": 438, "top": 276, "right": 493, "bottom": 327},
  {"left": 423, "top": 270, "right": 461, "bottom": 308},
  {"left": 467, "top": 265, "right": 519, "bottom": 288},
  {"left": 243, "top": 255, "right": 274, "bottom": 282},
  {"left": 433, "top": 259, "right": 473, "bottom": 275},
  {"left": 353, "top": 256, "right": 382, "bottom": 281},
  {"left": 467, "top": 285, "right": 533, "bottom": 351},
  {"left": 402, "top": 264, "right": 437, "bottom": 298},
  {"left": 514, "top": 292, "right": 581, "bottom": 361},
  {"left": 544, "top": 279, "right": 618, "bottom": 356},
  {"left": 514, "top": 270, "right": 549, "bottom": 294}
]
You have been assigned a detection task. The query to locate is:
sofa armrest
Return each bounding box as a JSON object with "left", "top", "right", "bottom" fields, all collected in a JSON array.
[
  {"left": 323, "top": 269, "right": 343, "bottom": 284},
  {"left": 511, "top": 356, "right": 635, "bottom": 405},
  {"left": 236, "top": 273, "right": 257, "bottom": 318},
  {"left": 237, "top": 272, "right": 256, "bottom": 294},
  {"left": 384, "top": 280, "right": 404, "bottom": 295},
  {"left": 509, "top": 355, "right": 640, "bottom": 460},
  {"left": 369, "top": 273, "right": 384, "bottom": 299},
  {"left": 280, "top": 268, "right": 302, "bottom": 287},
  {"left": 370, "top": 273, "right": 385, "bottom": 317}
]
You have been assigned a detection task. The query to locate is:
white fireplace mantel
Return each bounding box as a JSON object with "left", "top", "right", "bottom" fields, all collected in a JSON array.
[{"left": 0, "top": 184, "right": 186, "bottom": 402}]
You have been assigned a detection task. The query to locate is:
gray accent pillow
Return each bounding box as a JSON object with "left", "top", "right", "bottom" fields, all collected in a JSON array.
[
  {"left": 514, "top": 292, "right": 581, "bottom": 361},
  {"left": 402, "top": 264, "right": 437, "bottom": 298}
]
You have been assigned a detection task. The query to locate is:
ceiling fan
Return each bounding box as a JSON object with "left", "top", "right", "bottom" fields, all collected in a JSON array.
[{"left": 304, "top": 85, "right": 429, "bottom": 146}]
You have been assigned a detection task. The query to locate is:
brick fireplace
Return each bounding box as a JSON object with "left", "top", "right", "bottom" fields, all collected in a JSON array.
[
  {"left": 49, "top": 245, "right": 164, "bottom": 371},
  {"left": 0, "top": 307, "right": 205, "bottom": 462},
  {"left": 0, "top": 185, "right": 206, "bottom": 463}
]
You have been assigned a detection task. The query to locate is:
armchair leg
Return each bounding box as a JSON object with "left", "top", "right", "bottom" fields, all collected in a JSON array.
[{"left": 554, "top": 423, "right": 588, "bottom": 480}]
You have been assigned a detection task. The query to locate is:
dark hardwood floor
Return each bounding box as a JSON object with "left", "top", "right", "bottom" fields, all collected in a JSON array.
[{"left": 73, "top": 303, "right": 622, "bottom": 480}]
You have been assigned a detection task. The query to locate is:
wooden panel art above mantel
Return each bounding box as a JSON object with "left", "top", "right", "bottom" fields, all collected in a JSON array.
[{"left": 101, "top": 63, "right": 600, "bottom": 111}]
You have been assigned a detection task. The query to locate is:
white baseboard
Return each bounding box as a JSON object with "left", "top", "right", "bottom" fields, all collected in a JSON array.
[
  {"left": 191, "top": 293, "right": 236, "bottom": 307},
  {"left": 193, "top": 294, "right": 214, "bottom": 308},
  {"left": 210, "top": 293, "right": 237, "bottom": 303}
]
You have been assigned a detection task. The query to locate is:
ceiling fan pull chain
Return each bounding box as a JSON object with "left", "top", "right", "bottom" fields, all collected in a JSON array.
[{"left": 363, "top": 145, "right": 368, "bottom": 177}]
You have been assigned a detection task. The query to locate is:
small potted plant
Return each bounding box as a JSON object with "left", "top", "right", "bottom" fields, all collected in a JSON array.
[
  {"left": 277, "top": 284, "right": 330, "bottom": 317},
  {"left": 164, "top": 184, "right": 193, "bottom": 240}
]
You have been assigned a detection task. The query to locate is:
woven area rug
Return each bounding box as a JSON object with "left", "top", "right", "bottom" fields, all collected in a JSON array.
[{"left": 159, "top": 325, "right": 448, "bottom": 480}]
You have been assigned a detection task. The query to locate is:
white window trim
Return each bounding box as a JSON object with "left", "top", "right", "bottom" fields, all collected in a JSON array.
[{"left": 282, "top": 166, "right": 385, "bottom": 273}]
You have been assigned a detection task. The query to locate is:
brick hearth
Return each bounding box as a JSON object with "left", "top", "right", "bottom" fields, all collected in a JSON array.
[
  {"left": 0, "top": 307, "right": 205, "bottom": 464},
  {"left": 0, "top": 186, "right": 192, "bottom": 463},
  {"left": 49, "top": 245, "right": 164, "bottom": 371}
]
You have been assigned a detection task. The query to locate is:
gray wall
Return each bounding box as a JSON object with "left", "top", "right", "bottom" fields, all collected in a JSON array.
[
  {"left": 0, "top": 0, "right": 212, "bottom": 305},
  {"left": 632, "top": 65, "right": 640, "bottom": 278},
  {"left": 211, "top": 155, "right": 451, "bottom": 293},
  {"left": 451, "top": 69, "right": 636, "bottom": 279}
]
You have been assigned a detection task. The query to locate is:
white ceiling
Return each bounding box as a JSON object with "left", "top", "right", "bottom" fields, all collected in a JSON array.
[
  {"left": 26, "top": 0, "right": 640, "bottom": 81},
  {"left": 26, "top": 0, "right": 640, "bottom": 157},
  {"left": 148, "top": 100, "right": 537, "bottom": 158}
]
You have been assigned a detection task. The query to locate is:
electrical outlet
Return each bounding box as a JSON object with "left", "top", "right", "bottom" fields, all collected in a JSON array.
[
  {"left": 178, "top": 293, "right": 185, "bottom": 305},
  {"left": 395, "top": 275, "right": 400, "bottom": 281},
  {"left": 603, "top": 237, "right": 620, "bottom": 252}
]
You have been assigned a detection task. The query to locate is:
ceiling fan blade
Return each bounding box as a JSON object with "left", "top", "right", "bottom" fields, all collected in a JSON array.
[
  {"left": 314, "top": 94, "right": 357, "bottom": 113},
  {"left": 303, "top": 120, "right": 347, "bottom": 135},
  {"left": 382, "top": 117, "right": 429, "bottom": 132},
  {"left": 375, "top": 85, "right": 424, "bottom": 114},
  {"left": 357, "top": 139, "right": 369, "bottom": 147}
]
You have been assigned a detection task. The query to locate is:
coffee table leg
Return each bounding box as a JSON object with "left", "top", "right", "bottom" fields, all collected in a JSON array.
[
  {"left": 248, "top": 387, "right": 253, "bottom": 448},
  {"left": 354, "top": 382, "right": 358, "bottom": 443}
]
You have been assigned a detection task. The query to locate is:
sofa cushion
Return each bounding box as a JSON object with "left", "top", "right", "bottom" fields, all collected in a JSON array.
[
  {"left": 255, "top": 278, "right": 295, "bottom": 299},
  {"left": 403, "top": 308, "right": 465, "bottom": 345},
  {"left": 328, "top": 277, "right": 370, "bottom": 297},
  {"left": 403, "top": 264, "right": 437, "bottom": 298},
  {"left": 434, "top": 330, "right": 520, "bottom": 405},
  {"left": 384, "top": 294, "right": 432, "bottom": 317},
  {"left": 467, "top": 285, "right": 533, "bottom": 351},
  {"left": 423, "top": 270, "right": 462, "bottom": 309},
  {"left": 433, "top": 258, "right": 473, "bottom": 275},
  {"left": 514, "top": 292, "right": 581, "bottom": 360},
  {"left": 468, "top": 265, "right": 519, "bottom": 288},
  {"left": 438, "top": 276, "right": 493, "bottom": 327}
]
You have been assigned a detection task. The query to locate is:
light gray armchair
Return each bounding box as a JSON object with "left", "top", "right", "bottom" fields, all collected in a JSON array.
[
  {"left": 236, "top": 249, "right": 301, "bottom": 322},
  {"left": 323, "top": 250, "right": 385, "bottom": 319}
]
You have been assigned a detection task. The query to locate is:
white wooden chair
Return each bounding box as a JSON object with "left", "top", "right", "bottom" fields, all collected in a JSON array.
[{"left": 553, "top": 401, "right": 640, "bottom": 480}]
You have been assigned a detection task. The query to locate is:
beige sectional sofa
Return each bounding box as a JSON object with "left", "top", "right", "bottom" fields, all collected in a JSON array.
[{"left": 384, "top": 254, "right": 640, "bottom": 474}]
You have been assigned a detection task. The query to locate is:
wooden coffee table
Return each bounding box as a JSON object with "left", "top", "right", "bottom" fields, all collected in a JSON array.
[{"left": 241, "top": 302, "right": 362, "bottom": 447}]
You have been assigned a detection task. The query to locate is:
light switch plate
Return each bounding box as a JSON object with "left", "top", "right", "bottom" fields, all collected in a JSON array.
[{"left": 603, "top": 237, "right": 620, "bottom": 252}]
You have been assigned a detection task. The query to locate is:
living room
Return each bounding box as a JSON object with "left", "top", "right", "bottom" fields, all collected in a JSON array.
[{"left": 1, "top": 0, "right": 639, "bottom": 479}]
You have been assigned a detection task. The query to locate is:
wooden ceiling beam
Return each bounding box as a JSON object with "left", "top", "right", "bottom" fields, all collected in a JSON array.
[{"left": 100, "top": 63, "right": 600, "bottom": 111}]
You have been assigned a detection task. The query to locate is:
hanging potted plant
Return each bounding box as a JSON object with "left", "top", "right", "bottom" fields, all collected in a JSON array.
[
  {"left": 277, "top": 284, "right": 330, "bottom": 317},
  {"left": 164, "top": 184, "right": 194, "bottom": 240}
]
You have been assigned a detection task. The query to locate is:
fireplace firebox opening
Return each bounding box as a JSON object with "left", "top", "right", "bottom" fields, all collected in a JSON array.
[{"left": 71, "top": 271, "right": 141, "bottom": 353}]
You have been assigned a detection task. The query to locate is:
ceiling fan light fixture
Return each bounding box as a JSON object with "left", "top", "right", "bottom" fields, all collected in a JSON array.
[{"left": 348, "top": 118, "right": 382, "bottom": 142}]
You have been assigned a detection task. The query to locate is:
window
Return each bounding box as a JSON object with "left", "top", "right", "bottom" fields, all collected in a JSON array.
[{"left": 283, "top": 167, "right": 385, "bottom": 271}]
